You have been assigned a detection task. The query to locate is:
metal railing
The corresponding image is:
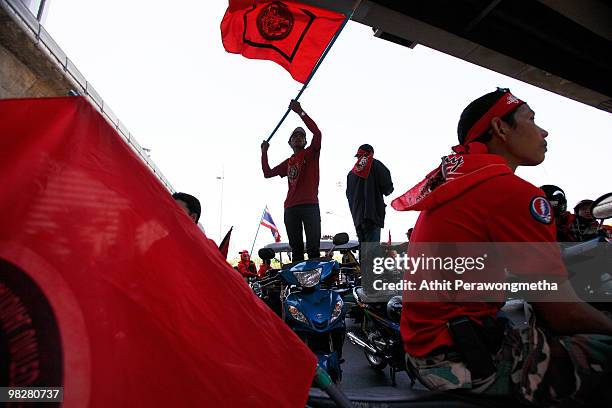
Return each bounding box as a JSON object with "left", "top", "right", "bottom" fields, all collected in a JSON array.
[{"left": 1, "top": 0, "right": 175, "bottom": 192}]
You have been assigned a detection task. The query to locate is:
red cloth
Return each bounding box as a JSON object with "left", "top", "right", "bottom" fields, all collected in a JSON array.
[
  {"left": 462, "top": 91, "right": 523, "bottom": 145},
  {"left": 556, "top": 211, "right": 577, "bottom": 242},
  {"left": 351, "top": 150, "right": 374, "bottom": 179},
  {"left": 258, "top": 263, "right": 271, "bottom": 278},
  {"left": 237, "top": 260, "right": 258, "bottom": 277},
  {"left": 391, "top": 154, "right": 512, "bottom": 212},
  {"left": 394, "top": 154, "right": 567, "bottom": 357},
  {"left": 0, "top": 96, "right": 316, "bottom": 407},
  {"left": 221, "top": 1, "right": 345, "bottom": 83}
]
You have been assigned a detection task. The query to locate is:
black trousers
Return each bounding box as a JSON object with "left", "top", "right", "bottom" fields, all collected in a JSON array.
[{"left": 284, "top": 204, "right": 321, "bottom": 261}]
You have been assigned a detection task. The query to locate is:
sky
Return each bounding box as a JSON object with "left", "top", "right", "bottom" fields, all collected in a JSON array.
[{"left": 43, "top": 0, "right": 612, "bottom": 259}]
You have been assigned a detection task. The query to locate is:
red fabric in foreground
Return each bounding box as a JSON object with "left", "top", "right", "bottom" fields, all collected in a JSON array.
[
  {"left": 221, "top": 0, "right": 345, "bottom": 83},
  {"left": 0, "top": 96, "right": 316, "bottom": 407}
]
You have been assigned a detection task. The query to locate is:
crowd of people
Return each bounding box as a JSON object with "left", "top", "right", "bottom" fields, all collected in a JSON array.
[{"left": 169, "top": 89, "right": 611, "bottom": 406}]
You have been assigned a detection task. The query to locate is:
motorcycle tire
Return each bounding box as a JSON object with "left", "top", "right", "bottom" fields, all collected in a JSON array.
[
  {"left": 364, "top": 349, "right": 387, "bottom": 370},
  {"left": 329, "top": 368, "right": 342, "bottom": 384}
]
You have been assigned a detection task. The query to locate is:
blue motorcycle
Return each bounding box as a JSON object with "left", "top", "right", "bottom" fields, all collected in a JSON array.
[{"left": 259, "top": 233, "right": 349, "bottom": 382}]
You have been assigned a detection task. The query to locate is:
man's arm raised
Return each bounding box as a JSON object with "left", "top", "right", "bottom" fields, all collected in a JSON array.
[
  {"left": 289, "top": 99, "right": 321, "bottom": 152},
  {"left": 261, "top": 141, "right": 287, "bottom": 178}
]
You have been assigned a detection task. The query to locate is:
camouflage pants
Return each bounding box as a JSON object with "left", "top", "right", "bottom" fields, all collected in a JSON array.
[{"left": 407, "top": 304, "right": 612, "bottom": 406}]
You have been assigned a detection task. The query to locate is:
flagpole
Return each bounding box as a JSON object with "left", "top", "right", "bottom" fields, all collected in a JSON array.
[
  {"left": 265, "top": 1, "right": 362, "bottom": 142},
  {"left": 250, "top": 207, "right": 266, "bottom": 255}
]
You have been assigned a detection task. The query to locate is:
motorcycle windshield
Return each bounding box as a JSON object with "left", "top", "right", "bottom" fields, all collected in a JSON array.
[{"left": 280, "top": 259, "right": 338, "bottom": 286}]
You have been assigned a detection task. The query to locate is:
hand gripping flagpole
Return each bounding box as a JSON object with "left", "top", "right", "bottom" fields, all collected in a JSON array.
[
  {"left": 250, "top": 206, "right": 267, "bottom": 256},
  {"left": 265, "top": 1, "right": 362, "bottom": 142}
]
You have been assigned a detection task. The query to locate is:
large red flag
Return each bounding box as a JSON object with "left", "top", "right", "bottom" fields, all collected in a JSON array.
[
  {"left": 221, "top": 0, "right": 345, "bottom": 83},
  {"left": 0, "top": 96, "right": 317, "bottom": 407}
]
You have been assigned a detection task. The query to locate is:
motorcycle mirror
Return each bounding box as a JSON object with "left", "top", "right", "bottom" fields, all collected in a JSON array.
[
  {"left": 333, "top": 233, "right": 349, "bottom": 246},
  {"left": 258, "top": 248, "right": 276, "bottom": 261},
  {"left": 591, "top": 193, "right": 612, "bottom": 220}
]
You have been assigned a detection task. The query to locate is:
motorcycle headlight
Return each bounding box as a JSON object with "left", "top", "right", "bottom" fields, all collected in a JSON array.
[
  {"left": 331, "top": 299, "right": 344, "bottom": 322},
  {"left": 293, "top": 267, "right": 322, "bottom": 288},
  {"left": 288, "top": 305, "right": 308, "bottom": 324}
]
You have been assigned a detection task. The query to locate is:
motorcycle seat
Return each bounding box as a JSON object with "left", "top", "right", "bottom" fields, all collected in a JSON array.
[{"left": 355, "top": 287, "right": 399, "bottom": 303}]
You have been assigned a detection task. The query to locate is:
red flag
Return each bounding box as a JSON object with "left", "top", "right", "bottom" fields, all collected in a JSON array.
[
  {"left": 0, "top": 96, "right": 316, "bottom": 407},
  {"left": 221, "top": 0, "right": 345, "bottom": 83},
  {"left": 219, "top": 226, "right": 233, "bottom": 258}
]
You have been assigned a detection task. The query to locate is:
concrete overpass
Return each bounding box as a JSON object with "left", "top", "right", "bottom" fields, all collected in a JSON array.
[{"left": 304, "top": 0, "right": 612, "bottom": 114}]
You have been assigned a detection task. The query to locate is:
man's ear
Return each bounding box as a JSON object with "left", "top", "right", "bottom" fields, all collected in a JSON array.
[
  {"left": 189, "top": 213, "right": 198, "bottom": 223},
  {"left": 489, "top": 117, "right": 509, "bottom": 142}
]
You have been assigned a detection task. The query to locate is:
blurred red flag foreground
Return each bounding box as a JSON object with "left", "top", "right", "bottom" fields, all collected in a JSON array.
[
  {"left": 0, "top": 97, "right": 316, "bottom": 407},
  {"left": 221, "top": 0, "right": 345, "bottom": 83}
]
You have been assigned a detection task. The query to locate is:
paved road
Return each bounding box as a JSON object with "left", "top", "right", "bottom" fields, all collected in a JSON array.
[{"left": 336, "top": 319, "right": 415, "bottom": 391}]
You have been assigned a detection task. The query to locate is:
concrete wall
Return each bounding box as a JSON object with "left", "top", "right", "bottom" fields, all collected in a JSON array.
[
  {"left": 0, "top": 43, "right": 62, "bottom": 98},
  {"left": 0, "top": 1, "right": 72, "bottom": 98}
]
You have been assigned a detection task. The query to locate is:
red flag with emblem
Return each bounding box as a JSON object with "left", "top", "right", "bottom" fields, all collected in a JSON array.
[
  {"left": 221, "top": 0, "right": 345, "bottom": 83},
  {"left": 0, "top": 96, "right": 316, "bottom": 407}
]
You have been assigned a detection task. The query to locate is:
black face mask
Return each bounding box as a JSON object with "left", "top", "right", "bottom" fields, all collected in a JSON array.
[{"left": 550, "top": 199, "right": 566, "bottom": 217}]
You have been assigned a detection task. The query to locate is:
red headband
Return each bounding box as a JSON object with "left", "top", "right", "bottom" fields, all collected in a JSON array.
[{"left": 463, "top": 92, "right": 524, "bottom": 145}]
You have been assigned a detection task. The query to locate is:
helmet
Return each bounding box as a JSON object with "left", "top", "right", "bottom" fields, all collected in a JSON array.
[
  {"left": 386, "top": 296, "right": 403, "bottom": 323},
  {"left": 574, "top": 199, "right": 595, "bottom": 221},
  {"left": 540, "top": 184, "right": 567, "bottom": 215}
]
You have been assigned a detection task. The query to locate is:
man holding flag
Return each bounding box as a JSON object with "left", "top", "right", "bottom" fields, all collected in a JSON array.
[
  {"left": 223, "top": 0, "right": 349, "bottom": 262},
  {"left": 261, "top": 99, "right": 322, "bottom": 261}
]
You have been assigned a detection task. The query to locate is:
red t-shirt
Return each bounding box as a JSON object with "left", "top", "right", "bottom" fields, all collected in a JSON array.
[
  {"left": 401, "top": 172, "right": 567, "bottom": 357},
  {"left": 236, "top": 260, "right": 257, "bottom": 277},
  {"left": 262, "top": 116, "right": 321, "bottom": 208}
]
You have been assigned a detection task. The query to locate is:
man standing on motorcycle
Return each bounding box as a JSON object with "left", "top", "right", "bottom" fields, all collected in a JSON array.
[
  {"left": 346, "top": 144, "right": 394, "bottom": 247},
  {"left": 261, "top": 100, "right": 322, "bottom": 262},
  {"left": 392, "top": 88, "right": 612, "bottom": 406}
]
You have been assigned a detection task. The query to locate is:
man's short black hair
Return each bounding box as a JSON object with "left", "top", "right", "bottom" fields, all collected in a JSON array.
[
  {"left": 172, "top": 192, "right": 201, "bottom": 222},
  {"left": 457, "top": 88, "right": 519, "bottom": 145}
]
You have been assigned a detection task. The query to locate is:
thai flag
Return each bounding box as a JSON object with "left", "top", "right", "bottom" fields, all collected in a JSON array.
[{"left": 261, "top": 206, "right": 281, "bottom": 242}]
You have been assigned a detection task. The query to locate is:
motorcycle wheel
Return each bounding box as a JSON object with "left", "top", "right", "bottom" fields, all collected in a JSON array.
[
  {"left": 329, "top": 368, "right": 342, "bottom": 383},
  {"left": 364, "top": 349, "right": 387, "bottom": 370}
]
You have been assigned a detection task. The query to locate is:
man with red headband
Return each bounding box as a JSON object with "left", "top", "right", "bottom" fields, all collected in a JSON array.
[
  {"left": 392, "top": 88, "right": 612, "bottom": 406},
  {"left": 346, "top": 144, "right": 394, "bottom": 246},
  {"left": 261, "top": 99, "right": 322, "bottom": 262}
]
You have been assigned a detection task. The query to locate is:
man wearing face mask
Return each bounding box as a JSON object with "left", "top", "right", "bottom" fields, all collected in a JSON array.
[
  {"left": 236, "top": 250, "right": 257, "bottom": 278},
  {"left": 539, "top": 184, "right": 576, "bottom": 242},
  {"left": 346, "top": 144, "right": 394, "bottom": 247},
  {"left": 572, "top": 199, "right": 600, "bottom": 241},
  {"left": 261, "top": 99, "right": 322, "bottom": 262}
]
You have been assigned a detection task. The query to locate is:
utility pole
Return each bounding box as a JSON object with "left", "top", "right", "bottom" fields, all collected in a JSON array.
[{"left": 216, "top": 167, "right": 224, "bottom": 242}]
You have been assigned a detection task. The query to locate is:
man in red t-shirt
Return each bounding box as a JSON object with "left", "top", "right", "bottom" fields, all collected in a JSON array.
[
  {"left": 261, "top": 100, "right": 321, "bottom": 262},
  {"left": 235, "top": 250, "right": 257, "bottom": 279},
  {"left": 392, "top": 88, "right": 612, "bottom": 406}
]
